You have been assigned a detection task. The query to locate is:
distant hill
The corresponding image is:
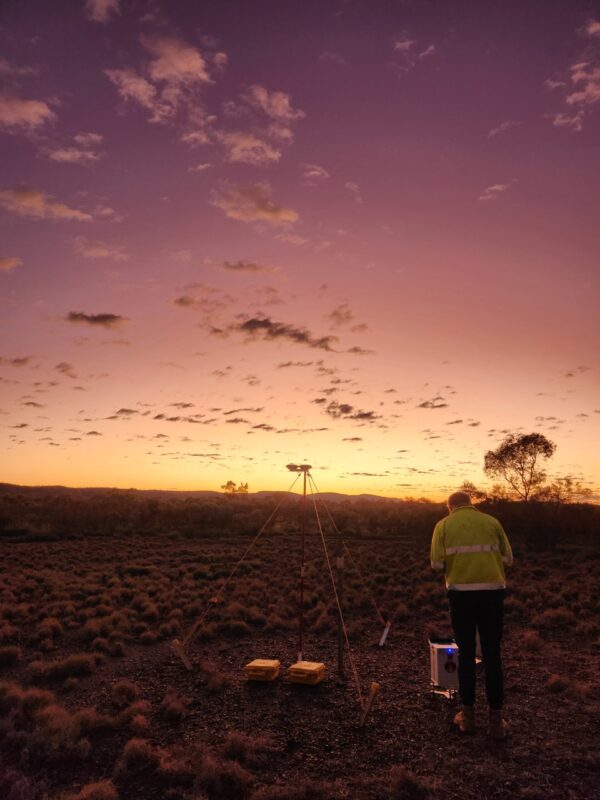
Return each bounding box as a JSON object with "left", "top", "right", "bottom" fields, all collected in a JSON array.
[{"left": 0, "top": 482, "right": 406, "bottom": 504}]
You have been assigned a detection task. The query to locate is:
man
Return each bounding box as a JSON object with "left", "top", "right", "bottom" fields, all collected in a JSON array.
[{"left": 430, "top": 490, "right": 513, "bottom": 739}]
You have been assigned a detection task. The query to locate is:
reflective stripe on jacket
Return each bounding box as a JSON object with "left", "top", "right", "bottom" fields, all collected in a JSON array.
[{"left": 430, "top": 506, "right": 513, "bottom": 590}]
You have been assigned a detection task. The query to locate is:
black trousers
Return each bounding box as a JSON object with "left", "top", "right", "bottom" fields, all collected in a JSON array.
[{"left": 448, "top": 589, "right": 505, "bottom": 710}]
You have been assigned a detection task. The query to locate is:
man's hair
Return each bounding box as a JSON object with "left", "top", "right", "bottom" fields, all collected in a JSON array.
[{"left": 447, "top": 491, "right": 472, "bottom": 509}]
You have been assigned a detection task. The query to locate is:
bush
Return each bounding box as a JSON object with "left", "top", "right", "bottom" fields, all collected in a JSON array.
[
  {"left": 27, "top": 654, "right": 97, "bottom": 683},
  {"left": 0, "top": 646, "right": 21, "bottom": 667},
  {"left": 111, "top": 679, "right": 140, "bottom": 709},
  {"left": 113, "top": 737, "right": 160, "bottom": 779},
  {"left": 71, "top": 780, "right": 118, "bottom": 800}
]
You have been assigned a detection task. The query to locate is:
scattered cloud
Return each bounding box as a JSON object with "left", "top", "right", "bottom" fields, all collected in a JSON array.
[
  {"left": 488, "top": 120, "right": 520, "bottom": 138},
  {"left": 0, "top": 92, "right": 55, "bottom": 133},
  {"left": 85, "top": 0, "right": 120, "bottom": 23},
  {"left": 105, "top": 33, "right": 215, "bottom": 129},
  {"left": 211, "top": 182, "right": 299, "bottom": 226},
  {"left": 0, "top": 187, "right": 93, "bottom": 221},
  {"left": 392, "top": 34, "right": 436, "bottom": 71},
  {"left": 344, "top": 181, "right": 363, "bottom": 204},
  {"left": 188, "top": 162, "right": 211, "bottom": 172},
  {"left": 55, "top": 362, "right": 77, "bottom": 379},
  {"left": 0, "top": 356, "right": 31, "bottom": 366},
  {"left": 417, "top": 397, "right": 448, "bottom": 409},
  {"left": 211, "top": 316, "right": 338, "bottom": 351},
  {"left": 73, "top": 236, "right": 128, "bottom": 261},
  {"left": 66, "top": 311, "right": 126, "bottom": 327},
  {"left": 44, "top": 131, "right": 104, "bottom": 165},
  {"left": 303, "top": 164, "right": 330, "bottom": 184},
  {"left": 217, "top": 130, "right": 281, "bottom": 165},
  {"left": 478, "top": 181, "right": 515, "bottom": 202},
  {"left": 0, "top": 256, "right": 22, "bottom": 272},
  {"left": 220, "top": 260, "right": 278, "bottom": 274},
  {"left": 545, "top": 21, "right": 600, "bottom": 131},
  {"left": 319, "top": 400, "right": 379, "bottom": 422},
  {"left": 241, "top": 84, "right": 305, "bottom": 140},
  {"left": 548, "top": 111, "right": 584, "bottom": 131},
  {"left": 318, "top": 52, "right": 348, "bottom": 66}
]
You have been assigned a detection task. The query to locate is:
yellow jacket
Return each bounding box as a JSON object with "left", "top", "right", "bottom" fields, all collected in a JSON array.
[{"left": 430, "top": 506, "right": 513, "bottom": 590}]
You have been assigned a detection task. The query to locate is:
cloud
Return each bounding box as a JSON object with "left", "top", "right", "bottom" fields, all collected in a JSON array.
[
  {"left": 85, "top": 0, "right": 120, "bottom": 23},
  {"left": 321, "top": 400, "right": 379, "bottom": 422},
  {"left": 0, "top": 256, "right": 22, "bottom": 272},
  {"left": 142, "top": 34, "right": 211, "bottom": 85},
  {"left": 0, "top": 92, "right": 55, "bottom": 133},
  {"left": 212, "top": 316, "right": 338, "bottom": 351},
  {"left": 105, "top": 34, "right": 214, "bottom": 127},
  {"left": 44, "top": 132, "right": 104, "bottom": 165},
  {"left": 488, "top": 120, "right": 520, "bottom": 138},
  {"left": 318, "top": 52, "right": 348, "bottom": 66},
  {"left": 303, "top": 163, "right": 330, "bottom": 183},
  {"left": 220, "top": 260, "right": 278, "bottom": 274},
  {"left": 392, "top": 34, "right": 436, "bottom": 70},
  {"left": 478, "top": 181, "right": 515, "bottom": 202},
  {"left": 417, "top": 397, "right": 448, "bottom": 409},
  {"left": 327, "top": 303, "right": 354, "bottom": 327},
  {"left": 211, "top": 182, "right": 298, "bottom": 226},
  {"left": 0, "top": 187, "right": 92, "bottom": 221},
  {"left": 566, "top": 61, "right": 600, "bottom": 107},
  {"left": 344, "top": 181, "right": 362, "bottom": 203},
  {"left": 66, "top": 311, "right": 126, "bottom": 327},
  {"left": 73, "top": 236, "right": 128, "bottom": 261},
  {"left": 55, "top": 362, "right": 77, "bottom": 379},
  {"left": 188, "top": 162, "right": 211, "bottom": 172},
  {"left": 549, "top": 111, "right": 583, "bottom": 131},
  {"left": 0, "top": 356, "right": 31, "bottom": 366},
  {"left": 241, "top": 84, "right": 305, "bottom": 140},
  {"left": 217, "top": 131, "right": 281, "bottom": 165},
  {"left": 585, "top": 19, "right": 600, "bottom": 37}
]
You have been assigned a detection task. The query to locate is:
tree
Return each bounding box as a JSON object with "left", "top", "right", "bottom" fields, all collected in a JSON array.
[
  {"left": 533, "top": 475, "right": 592, "bottom": 505},
  {"left": 458, "top": 480, "right": 488, "bottom": 502},
  {"left": 484, "top": 433, "right": 556, "bottom": 501},
  {"left": 221, "top": 481, "right": 249, "bottom": 495}
]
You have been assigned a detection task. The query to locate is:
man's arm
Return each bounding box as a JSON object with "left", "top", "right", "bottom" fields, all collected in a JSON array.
[
  {"left": 430, "top": 520, "right": 445, "bottom": 571},
  {"left": 497, "top": 521, "right": 513, "bottom": 566}
]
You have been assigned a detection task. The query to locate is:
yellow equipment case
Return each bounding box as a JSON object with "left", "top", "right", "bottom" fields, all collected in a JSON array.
[
  {"left": 244, "top": 658, "right": 281, "bottom": 681},
  {"left": 287, "top": 661, "right": 326, "bottom": 685}
]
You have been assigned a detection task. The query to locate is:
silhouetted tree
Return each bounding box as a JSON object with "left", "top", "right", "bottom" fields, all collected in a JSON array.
[
  {"left": 533, "top": 475, "right": 592, "bottom": 505},
  {"left": 458, "top": 480, "right": 488, "bottom": 502},
  {"left": 484, "top": 432, "right": 556, "bottom": 501}
]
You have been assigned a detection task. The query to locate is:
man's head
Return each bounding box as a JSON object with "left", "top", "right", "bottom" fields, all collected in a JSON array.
[{"left": 447, "top": 491, "right": 472, "bottom": 511}]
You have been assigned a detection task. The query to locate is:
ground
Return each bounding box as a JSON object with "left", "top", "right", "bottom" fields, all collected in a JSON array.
[{"left": 0, "top": 526, "right": 598, "bottom": 800}]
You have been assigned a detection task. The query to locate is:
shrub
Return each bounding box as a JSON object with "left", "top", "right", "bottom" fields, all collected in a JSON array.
[
  {"left": 0, "top": 646, "right": 21, "bottom": 667},
  {"left": 160, "top": 688, "right": 188, "bottom": 723},
  {"left": 532, "top": 608, "right": 576, "bottom": 630},
  {"left": 194, "top": 752, "right": 253, "bottom": 799},
  {"left": 113, "top": 737, "right": 160, "bottom": 779},
  {"left": 546, "top": 673, "right": 569, "bottom": 693},
  {"left": 27, "top": 654, "right": 97, "bottom": 683},
  {"left": 386, "top": 765, "right": 434, "bottom": 799},
  {"left": 111, "top": 679, "right": 140, "bottom": 709},
  {"left": 221, "top": 731, "right": 277, "bottom": 768},
  {"left": 72, "top": 780, "right": 119, "bottom": 800},
  {"left": 519, "top": 629, "right": 544, "bottom": 652}
]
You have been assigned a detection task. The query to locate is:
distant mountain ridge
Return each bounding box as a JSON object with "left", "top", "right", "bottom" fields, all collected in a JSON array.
[{"left": 0, "top": 482, "right": 405, "bottom": 504}]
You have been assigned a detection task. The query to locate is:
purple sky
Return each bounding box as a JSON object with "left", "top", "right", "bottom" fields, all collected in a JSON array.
[{"left": 1, "top": 0, "right": 599, "bottom": 497}]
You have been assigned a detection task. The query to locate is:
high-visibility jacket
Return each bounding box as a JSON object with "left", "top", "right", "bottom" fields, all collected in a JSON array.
[{"left": 430, "top": 506, "right": 513, "bottom": 590}]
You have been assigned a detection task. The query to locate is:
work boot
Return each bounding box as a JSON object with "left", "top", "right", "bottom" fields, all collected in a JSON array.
[
  {"left": 488, "top": 708, "right": 508, "bottom": 740},
  {"left": 453, "top": 706, "right": 475, "bottom": 734}
]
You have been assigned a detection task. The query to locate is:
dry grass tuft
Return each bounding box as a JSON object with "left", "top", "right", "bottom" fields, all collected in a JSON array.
[{"left": 71, "top": 779, "right": 118, "bottom": 800}]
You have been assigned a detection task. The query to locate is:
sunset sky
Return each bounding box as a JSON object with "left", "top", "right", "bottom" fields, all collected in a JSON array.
[{"left": 1, "top": 0, "right": 599, "bottom": 500}]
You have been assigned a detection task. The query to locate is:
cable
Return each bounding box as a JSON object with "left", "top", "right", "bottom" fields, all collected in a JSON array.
[
  {"left": 308, "top": 473, "right": 388, "bottom": 629},
  {"left": 309, "top": 475, "right": 364, "bottom": 708},
  {"left": 181, "top": 471, "right": 302, "bottom": 647}
]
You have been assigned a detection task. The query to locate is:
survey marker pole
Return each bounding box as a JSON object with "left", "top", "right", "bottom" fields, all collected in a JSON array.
[{"left": 336, "top": 535, "right": 345, "bottom": 679}]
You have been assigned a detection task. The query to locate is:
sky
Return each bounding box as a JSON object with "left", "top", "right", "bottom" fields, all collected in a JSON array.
[{"left": 1, "top": 0, "right": 599, "bottom": 500}]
